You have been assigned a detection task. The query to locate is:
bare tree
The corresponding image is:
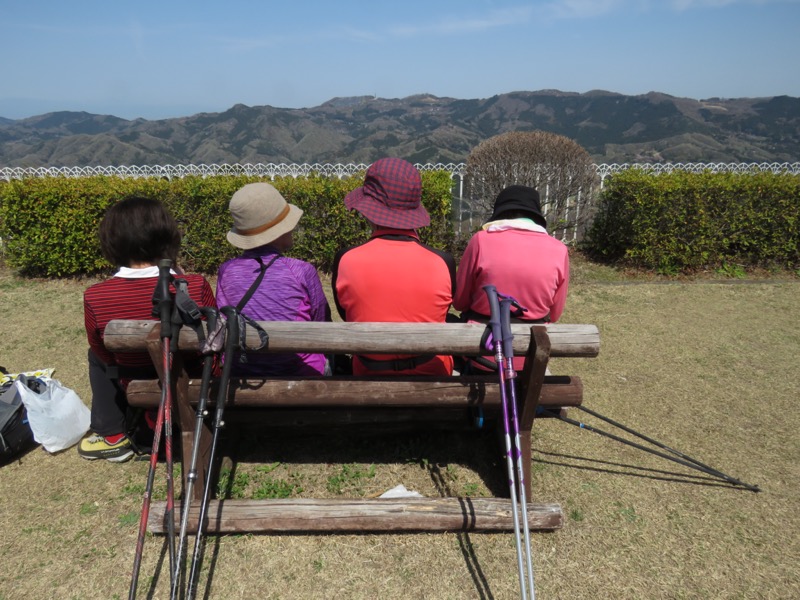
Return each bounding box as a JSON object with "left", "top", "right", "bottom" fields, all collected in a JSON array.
[{"left": 463, "top": 131, "right": 598, "bottom": 242}]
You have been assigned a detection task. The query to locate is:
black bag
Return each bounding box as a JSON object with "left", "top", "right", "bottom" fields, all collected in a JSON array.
[{"left": 0, "top": 381, "right": 37, "bottom": 465}]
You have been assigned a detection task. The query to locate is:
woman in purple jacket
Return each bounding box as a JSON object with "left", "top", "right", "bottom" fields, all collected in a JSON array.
[{"left": 216, "top": 182, "right": 331, "bottom": 376}]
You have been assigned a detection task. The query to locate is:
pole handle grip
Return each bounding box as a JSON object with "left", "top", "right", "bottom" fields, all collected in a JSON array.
[
  {"left": 482, "top": 285, "right": 503, "bottom": 347},
  {"left": 157, "top": 259, "right": 174, "bottom": 340},
  {"left": 500, "top": 298, "right": 515, "bottom": 359}
]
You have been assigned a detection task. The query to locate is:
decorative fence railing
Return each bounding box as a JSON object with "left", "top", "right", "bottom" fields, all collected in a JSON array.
[
  {"left": 2, "top": 161, "right": 798, "bottom": 183},
  {"left": 2, "top": 162, "right": 798, "bottom": 243},
  {"left": 0, "top": 162, "right": 466, "bottom": 182}
]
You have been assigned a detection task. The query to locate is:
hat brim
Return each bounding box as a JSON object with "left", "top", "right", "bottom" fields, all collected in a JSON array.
[
  {"left": 345, "top": 186, "right": 430, "bottom": 229},
  {"left": 227, "top": 204, "right": 303, "bottom": 250},
  {"left": 489, "top": 203, "right": 546, "bottom": 228}
]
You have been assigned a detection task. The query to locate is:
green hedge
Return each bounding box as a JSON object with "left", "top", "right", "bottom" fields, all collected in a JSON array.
[
  {"left": 0, "top": 171, "right": 455, "bottom": 277},
  {"left": 585, "top": 169, "right": 800, "bottom": 274}
]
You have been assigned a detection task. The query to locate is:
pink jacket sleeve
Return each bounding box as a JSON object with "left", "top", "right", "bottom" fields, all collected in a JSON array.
[
  {"left": 453, "top": 235, "right": 479, "bottom": 312},
  {"left": 548, "top": 250, "right": 570, "bottom": 322}
]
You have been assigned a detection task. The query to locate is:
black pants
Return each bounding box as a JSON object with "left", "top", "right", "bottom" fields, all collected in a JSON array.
[{"left": 87, "top": 349, "right": 137, "bottom": 437}]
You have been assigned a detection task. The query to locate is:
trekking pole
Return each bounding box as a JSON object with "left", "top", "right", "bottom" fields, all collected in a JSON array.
[
  {"left": 186, "top": 306, "right": 240, "bottom": 600},
  {"left": 171, "top": 306, "right": 221, "bottom": 600},
  {"left": 547, "top": 408, "right": 761, "bottom": 491},
  {"left": 574, "top": 405, "right": 760, "bottom": 491},
  {"left": 483, "top": 285, "right": 528, "bottom": 600},
  {"left": 499, "top": 297, "right": 536, "bottom": 600},
  {"left": 130, "top": 259, "right": 176, "bottom": 600},
  {"left": 163, "top": 302, "right": 178, "bottom": 595}
]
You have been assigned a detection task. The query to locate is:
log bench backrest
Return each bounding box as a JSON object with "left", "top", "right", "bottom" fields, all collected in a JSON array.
[{"left": 104, "top": 320, "right": 600, "bottom": 358}]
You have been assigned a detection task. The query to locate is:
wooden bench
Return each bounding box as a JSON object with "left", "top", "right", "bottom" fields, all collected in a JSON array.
[{"left": 104, "top": 320, "right": 599, "bottom": 534}]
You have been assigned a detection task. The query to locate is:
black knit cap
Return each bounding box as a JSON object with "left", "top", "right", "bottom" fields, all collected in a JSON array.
[{"left": 489, "top": 185, "right": 546, "bottom": 228}]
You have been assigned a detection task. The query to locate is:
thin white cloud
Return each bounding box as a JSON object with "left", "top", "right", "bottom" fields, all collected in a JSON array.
[
  {"left": 216, "top": 0, "right": 799, "bottom": 54},
  {"left": 216, "top": 26, "right": 378, "bottom": 53},
  {"left": 667, "top": 0, "right": 800, "bottom": 9},
  {"left": 542, "top": 0, "right": 628, "bottom": 20},
  {"left": 387, "top": 6, "right": 534, "bottom": 38},
  {"left": 671, "top": 0, "right": 740, "bottom": 8},
  {"left": 336, "top": 27, "right": 382, "bottom": 43},
  {"left": 544, "top": 0, "right": 799, "bottom": 17},
  {"left": 215, "top": 36, "right": 282, "bottom": 51},
  {"left": 216, "top": 8, "right": 533, "bottom": 52},
  {"left": 2, "top": 19, "right": 198, "bottom": 42}
]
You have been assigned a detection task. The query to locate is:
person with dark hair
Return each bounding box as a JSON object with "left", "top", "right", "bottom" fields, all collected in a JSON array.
[
  {"left": 454, "top": 185, "right": 569, "bottom": 369},
  {"left": 78, "top": 197, "right": 215, "bottom": 462},
  {"left": 216, "top": 182, "right": 331, "bottom": 375},
  {"left": 332, "top": 158, "right": 456, "bottom": 376}
]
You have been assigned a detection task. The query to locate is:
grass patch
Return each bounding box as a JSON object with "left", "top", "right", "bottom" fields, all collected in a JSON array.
[
  {"left": 218, "top": 468, "right": 251, "bottom": 499},
  {"left": 78, "top": 503, "right": 99, "bottom": 516},
  {"left": 117, "top": 512, "right": 139, "bottom": 528},
  {"left": 1, "top": 263, "right": 799, "bottom": 599},
  {"left": 253, "top": 476, "right": 303, "bottom": 499},
  {"left": 569, "top": 507, "right": 585, "bottom": 522},
  {"left": 326, "top": 463, "right": 376, "bottom": 496}
]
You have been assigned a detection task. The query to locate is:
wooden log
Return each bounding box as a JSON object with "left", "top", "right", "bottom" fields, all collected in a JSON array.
[
  {"left": 104, "top": 320, "right": 600, "bottom": 358},
  {"left": 147, "top": 498, "right": 563, "bottom": 534},
  {"left": 125, "top": 375, "right": 583, "bottom": 410}
]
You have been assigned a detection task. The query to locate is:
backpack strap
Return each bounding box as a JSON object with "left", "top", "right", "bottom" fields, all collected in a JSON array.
[
  {"left": 235, "top": 254, "right": 280, "bottom": 313},
  {"left": 231, "top": 255, "right": 279, "bottom": 363}
]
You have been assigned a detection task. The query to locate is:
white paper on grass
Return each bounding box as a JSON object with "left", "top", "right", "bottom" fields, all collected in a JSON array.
[{"left": 379, "top": 484, "right": 424, "bottom": 498}]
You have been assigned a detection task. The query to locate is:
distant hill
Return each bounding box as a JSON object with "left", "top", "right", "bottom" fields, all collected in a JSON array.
[{"left": 1, "top": 90, "right": 799, "bottom": 167}]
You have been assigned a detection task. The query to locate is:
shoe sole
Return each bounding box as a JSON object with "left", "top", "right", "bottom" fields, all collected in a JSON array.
[
  {"left": 79, "top": 450, "right": 134, "bottom": 463},
  {"left": 107, "top": 451, "right": 134, "bottom": 462}
]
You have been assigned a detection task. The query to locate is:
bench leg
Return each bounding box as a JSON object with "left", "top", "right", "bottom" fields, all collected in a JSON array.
[
  {"left": 145, "top": 331, "right": 212, "bottom": 504},
  {"left": 516, "top": 325, "right": 552, "bottom": 500},
  {"left": 175, "top": 370, "right": 212, "bottom": 504},
  {"left": 518, "top": 426, "right": 533, "bottom": 500}
]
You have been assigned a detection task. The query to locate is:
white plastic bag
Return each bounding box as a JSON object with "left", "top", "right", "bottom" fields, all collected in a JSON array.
[{"left": 14, "top": 376, "right": 90, "bottom": 453}]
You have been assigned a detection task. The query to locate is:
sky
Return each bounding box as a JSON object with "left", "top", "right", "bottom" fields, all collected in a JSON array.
[{"left": 1, "top": 0, "right": 799, "bottom": 121}]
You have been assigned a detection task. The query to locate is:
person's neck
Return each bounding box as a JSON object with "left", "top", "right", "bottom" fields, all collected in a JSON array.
[{"left": 371, "top": 226, "right": 418, "bottom": 238}]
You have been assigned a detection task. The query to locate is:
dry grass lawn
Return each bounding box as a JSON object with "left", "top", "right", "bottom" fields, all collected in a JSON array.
[{"left": 1, "top": 265, "right": 798, "bottom": 599}]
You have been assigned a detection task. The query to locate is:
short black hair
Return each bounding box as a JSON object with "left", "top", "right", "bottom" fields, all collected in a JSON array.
[
  {"left": 99, "top": 197, "right": 181, "bottom": 267},
  {"left": 493, "top": 208, "right": 547, "bottom": 228}
]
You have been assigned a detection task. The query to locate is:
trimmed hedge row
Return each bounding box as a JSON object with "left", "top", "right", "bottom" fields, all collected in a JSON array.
[
  {"left": 0, "top": 172, "right": 455, "bottom": 277},
  {"left": 585, "top": 169, "right": 800, "bottom": 274}
]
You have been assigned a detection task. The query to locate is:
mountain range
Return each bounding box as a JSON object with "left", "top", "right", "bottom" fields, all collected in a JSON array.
[{"left": 1, "top": 90, "right": 799, "bottom": 168}]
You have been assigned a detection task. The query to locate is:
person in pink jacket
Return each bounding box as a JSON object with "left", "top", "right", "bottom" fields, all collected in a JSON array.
[{"left": 454, "top": 185, "right": 569, "bottom": 369}]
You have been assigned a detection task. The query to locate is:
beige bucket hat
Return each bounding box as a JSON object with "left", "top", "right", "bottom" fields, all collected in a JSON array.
[{"left": 226, "top": 182, "right": 303, "bottom": 249}]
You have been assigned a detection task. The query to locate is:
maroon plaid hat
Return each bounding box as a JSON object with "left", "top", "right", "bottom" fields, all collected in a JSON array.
[{"left": 344, "top": 158, "right": 430, "bottom": 229}]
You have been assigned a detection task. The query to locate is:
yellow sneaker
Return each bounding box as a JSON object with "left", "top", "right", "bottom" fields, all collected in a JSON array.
[{"left": 77, "top": 434, "right": 134, "bottom": 463}]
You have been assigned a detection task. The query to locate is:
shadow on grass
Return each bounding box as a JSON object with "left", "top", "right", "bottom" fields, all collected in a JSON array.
[
  {"left": 428, "top": 462, "right": 495, "bottom": 600},
  {"left": 533, "top": 448, "right": 756, "bottom": 491},
  {"left": 141, "top": 535, "right": 168, "bottom": 600},
  {"left": 222, "top": 426, "right": 510, "bottom": 498},
  {"left": 184, "top": 427, "right": 508, "bottom": 600}
]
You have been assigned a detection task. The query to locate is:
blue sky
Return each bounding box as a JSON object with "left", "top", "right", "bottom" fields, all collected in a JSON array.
[{"left": 1, "top": 0, "right": 799, "bottom": 120}]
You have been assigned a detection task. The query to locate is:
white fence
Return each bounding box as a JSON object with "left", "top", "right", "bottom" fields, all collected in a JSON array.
[{"left": 2, "top": 161, "right": 799, "bottom": 183}]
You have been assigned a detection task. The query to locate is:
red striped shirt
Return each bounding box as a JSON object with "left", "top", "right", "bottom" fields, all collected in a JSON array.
[{"left": 84, "top": 274, "right": 215, "bottom": 367}]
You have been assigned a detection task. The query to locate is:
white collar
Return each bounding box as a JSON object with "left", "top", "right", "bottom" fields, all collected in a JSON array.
[
  {"left": 482, "top": 218, "right": 547, "bottom": 234},
  {"left": 115, "top": 266, "right": 177, "bottom": 279}
]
